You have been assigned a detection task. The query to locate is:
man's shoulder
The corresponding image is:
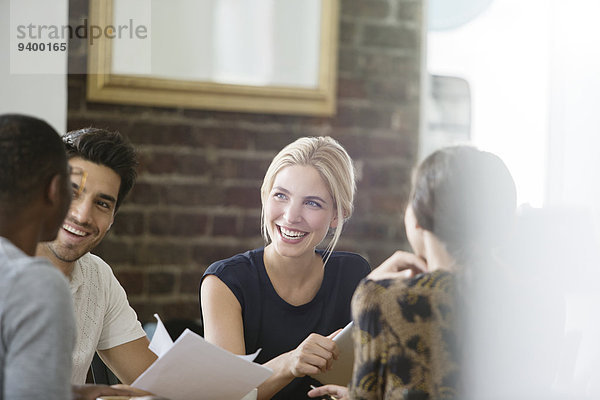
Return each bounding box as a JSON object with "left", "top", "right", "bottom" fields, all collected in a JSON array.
[
  {"left": 0, "top": 238, "right": 67, "bottom": 288},
  {"left": 75, "top": 252, "right": 113, "bottom": 275},
  {"left": 73, "top": 252, "right": 121, "bottom": 297},
  {"left": 1, "top": 255, "right": 71, "bottom": 306}
]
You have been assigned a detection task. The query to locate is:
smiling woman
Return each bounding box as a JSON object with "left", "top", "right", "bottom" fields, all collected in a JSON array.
[{"left": 200, "top": 136, "right": 371, "bottom": 400}]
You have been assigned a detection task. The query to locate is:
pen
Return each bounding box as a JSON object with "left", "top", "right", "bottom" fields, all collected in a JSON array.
[{"left": 310, "top": 384, "right": 338, "bottom": 400}]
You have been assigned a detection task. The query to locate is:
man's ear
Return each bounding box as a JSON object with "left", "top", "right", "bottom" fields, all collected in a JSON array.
[{"left": 46, "top": 173, "right": 63, "bottom": 207}]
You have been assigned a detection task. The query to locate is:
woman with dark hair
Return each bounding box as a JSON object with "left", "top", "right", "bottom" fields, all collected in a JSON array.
[{"left": 309, "top": 145, "right": 517, "bottom": 400}]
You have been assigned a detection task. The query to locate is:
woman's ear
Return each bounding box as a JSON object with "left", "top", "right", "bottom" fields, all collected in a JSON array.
[
  {"left": 330, "top": 209, "right": 347, "bottom": 229},
  {"left": 330, "top": 215, "right": 339, "bottom": 229}
]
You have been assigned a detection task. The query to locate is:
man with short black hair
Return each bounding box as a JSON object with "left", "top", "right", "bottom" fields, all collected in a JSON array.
[
  {"left": 37, "top": 127, "right": 157, "bottom": 385},
  {"left": 0, "top": 113, "right": 74, "bottom": 399}
]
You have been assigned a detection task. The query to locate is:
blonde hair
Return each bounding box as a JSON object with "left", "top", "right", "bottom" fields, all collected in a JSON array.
[{"left": 260, "top": 136, "right": 356, "bottom": 261}]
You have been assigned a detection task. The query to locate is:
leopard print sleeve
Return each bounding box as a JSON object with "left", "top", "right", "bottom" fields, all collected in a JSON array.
[{"left": 348, "top": 271, "right": 460, "bottom": 400}]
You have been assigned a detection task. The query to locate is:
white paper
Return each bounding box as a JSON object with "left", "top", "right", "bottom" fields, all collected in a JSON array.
[
  {"left": 148, "top": 314, "right": 174, "bottom": 357},
  {"left": 133, "top": 315, "right": 272, "bottom": 400}
]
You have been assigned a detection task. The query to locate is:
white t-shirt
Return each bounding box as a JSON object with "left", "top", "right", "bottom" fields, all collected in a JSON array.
[{"left": 69, "top": 252, "right": 146, "bottom": 384}]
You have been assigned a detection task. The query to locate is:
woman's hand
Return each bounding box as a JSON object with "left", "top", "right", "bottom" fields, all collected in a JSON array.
[
  {"left": 368, "top": 250, "right": 427, "bottom": 281},
  {"left": 110, "top": 384, "right": 154, "bottom": 396},
  {"left": 71, "top": 384, "right": 142, "bottom": 400},
  {"left": 308, "top": 384, "right": 349, "bottom": 399},
  {"left": 285, "top": 331, "right": 340, "bottom": 378}
]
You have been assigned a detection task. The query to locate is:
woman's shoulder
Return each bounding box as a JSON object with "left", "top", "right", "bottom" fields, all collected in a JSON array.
[
  {"left": 406, "top": 270, "right": 455, "bottom": 292},
  {"left": 204, "top": 248, "right": 264, "bottom": 276},
  {"left": 356, "top": 270, "right": 455, "bottom": 303},
  {"left": 327, "top": 250, "right": 371, "bottom": 270}
]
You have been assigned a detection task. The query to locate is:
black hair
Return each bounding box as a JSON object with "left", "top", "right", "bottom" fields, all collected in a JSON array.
[
  {"left": 0, "top": 114, "right": 68, "bottom": 209},
  {"left": 410, "top": 146, "right": 517, "bottom": 266},
  {"left": 62, "top": 127, "right": 138, "bottom": 212}
]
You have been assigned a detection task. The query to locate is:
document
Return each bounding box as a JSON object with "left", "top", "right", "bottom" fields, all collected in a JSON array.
[
  {"left": 132, "top": 314, "right": 272, "bottom": 400},
  {"left": 312, "top": 321, "right": 355, "bottom": 386}
]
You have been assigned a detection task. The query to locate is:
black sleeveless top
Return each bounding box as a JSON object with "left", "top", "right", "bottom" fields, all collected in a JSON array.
[{"left": 202, "top": 248, "right": 371, "bottom": 399}]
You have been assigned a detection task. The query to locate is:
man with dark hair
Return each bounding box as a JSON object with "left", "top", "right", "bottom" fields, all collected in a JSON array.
[
  {"left": 37, "top": 127, "right": 157, "bottom": 385},
  {"left": 0, "top": 113, "right": 74, "bottom": 399},
  {"left": 1, "top": 115, "right": 135, "bottom": 400}
]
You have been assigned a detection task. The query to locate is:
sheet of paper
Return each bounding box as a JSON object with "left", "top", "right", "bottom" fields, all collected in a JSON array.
[
  {"left": 133, "top": 315, "right": 272, "bottom": 400},
  {"left": 312, "top": 321, "right": 355, "bottom": 386},
  {"left": 148, "top": 314, "right": 174, "bottom": 357}
]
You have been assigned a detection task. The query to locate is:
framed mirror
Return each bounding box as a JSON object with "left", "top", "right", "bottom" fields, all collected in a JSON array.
[{"left": 87, "top": 0, "right": 339, "bottom": 116}]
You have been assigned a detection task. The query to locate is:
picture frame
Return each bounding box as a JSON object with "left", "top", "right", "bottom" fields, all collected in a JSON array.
[{"left": 86, "top": 0, "right": 339, "bottom": 116}]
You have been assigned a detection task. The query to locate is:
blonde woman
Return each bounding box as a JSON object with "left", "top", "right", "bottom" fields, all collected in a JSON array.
[{"left": 201, "top": 137, "right": 371, "bottom": 399}]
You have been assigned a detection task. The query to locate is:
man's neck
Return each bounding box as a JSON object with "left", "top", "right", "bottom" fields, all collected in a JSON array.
[
  {"left": 0, "top": 214, "right": 40, "bottom": 257},
  {"left": 36, "top": 243, "right": 77, "bottom": 278}
]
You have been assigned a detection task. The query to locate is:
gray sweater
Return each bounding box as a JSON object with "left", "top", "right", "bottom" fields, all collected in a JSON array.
[{"left": 0, "top": 237, "right": 75, "bottom": 400}]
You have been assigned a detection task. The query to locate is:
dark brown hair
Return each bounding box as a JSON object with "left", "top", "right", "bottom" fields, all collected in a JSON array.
[
  {"left": 63, "top": 127, "right": 137, "bottom": 212},
  {"left": 410, "top": 146, "right": 517, "bottom": 265},
  {"left": 0, "top": 114, "right": 68, "bottom": 208}
]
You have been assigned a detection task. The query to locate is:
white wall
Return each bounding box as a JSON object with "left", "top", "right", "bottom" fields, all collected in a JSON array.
[{"left": 0, "top": 0, "right": 68, "bottom": 134}]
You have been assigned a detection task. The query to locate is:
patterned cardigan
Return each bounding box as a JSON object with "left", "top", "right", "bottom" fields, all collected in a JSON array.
[{"left": 348, "top": 270, "right": 460, "bottom": 400}]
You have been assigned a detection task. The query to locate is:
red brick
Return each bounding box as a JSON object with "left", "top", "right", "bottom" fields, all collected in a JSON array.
[
  {"left": 134, "top": 242, "right": 192, "bottom": 265},
  {"left": 370, "top": 191, "right": 410, "bottom": 213},
  {"left": 140, "top": 152, "right": 208, "bottom": 176},
  {"left": 339, "top": 21, "right": 358, "bottom": 45},
  {"left": 192, "top": 244, "right": 250, "bottom": 267},
  {"left": 341, "top": 0, "right": 390, "bottom": 19},
  {"left": 114, "top": 271, "right": 145, "bottom": 295},
  {"left": 367, "top": 79, "right": 412, "bottom": 102},
  {"left": 213, "top": 157, "right": 271, "bottom": 181},
  {"left": 149, "top": 212, "right": 208, "bottom": 237},
  {"left": 223, "top": 186, "right": 261, "bottom": 208},
  {"left": 212, "top": 215, "right": 238, "bottom": 236},
  {"left": 241, "top": 215, "right": 262, "bottom": 237},
  {"left": 126, "top": 122, "right": 195, "bottom": 146},
  {"left": 362, "top": 24, "right": 420, "bottom": 50},
  {"left": 333, "top": 105, "right": 393, "bottom": 129},
  {"left": 180, "top": 269, "right": 204, "bottom": 295},
  {"left": 163, "top": 301, "right": 202, "bottom": 322},
  {"left": 148, "top": 272, "right": 176, "bottom": 294},
  {"left": 397, "top": 1, "right": 423, "bottom": 23},
  {"left": 128, "top": 182, "right": 163, "bottom": 205},
  {"left": 253, "top": 132, "right": 305, "bottom": 153},
  {"left": 111, "top": 211, "right": 145, "bottom": 235},
  {"left": 93, "top": 239, "right": 133, "bottom": 264},
  {"left": 164, "top": 183, "right": 223, "bottom": 207},
  {"left": 338, "top": 77, "right": 367, "bottom": 99}
]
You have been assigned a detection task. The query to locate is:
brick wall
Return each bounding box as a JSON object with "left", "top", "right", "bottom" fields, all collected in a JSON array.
[{"left": 67, "top": 0, "right": 424, "bottom": 324}]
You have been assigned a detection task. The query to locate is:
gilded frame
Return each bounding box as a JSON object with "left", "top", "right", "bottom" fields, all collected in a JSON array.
[{"left": 86, "top": 0, "right": 339, "bottom": 116}]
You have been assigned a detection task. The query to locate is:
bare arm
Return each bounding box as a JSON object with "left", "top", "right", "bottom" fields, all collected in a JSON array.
[
  {"left": 201, "top": 275, "right": 340, "bottom": 400},
  {"left": 368, "top": 250, "right": 427, "bottom": 281},
  {"left": 201, "top": 275, "right": 246, "bottom": 354},
  {"left": 97, "top": 336, "right": 157, "bottom": 384}
]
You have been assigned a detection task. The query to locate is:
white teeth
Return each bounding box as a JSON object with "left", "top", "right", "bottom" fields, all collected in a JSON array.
[
  {"left": 280, "top": 226, "right": 307, "bottom": 239},
  {"left": 63, "top": 224, "right": 87, "bottom": 237}
]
